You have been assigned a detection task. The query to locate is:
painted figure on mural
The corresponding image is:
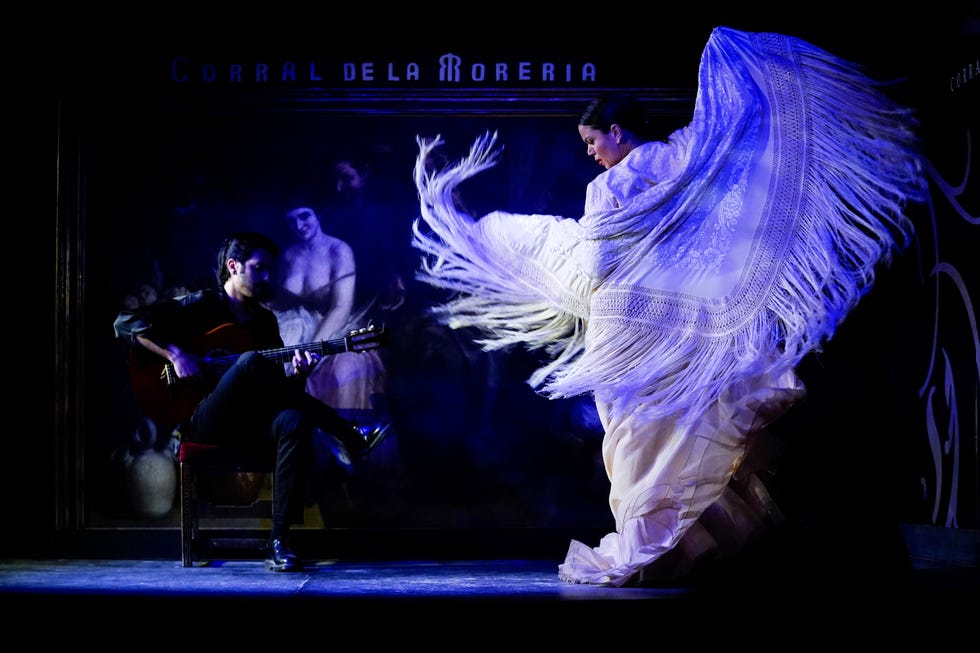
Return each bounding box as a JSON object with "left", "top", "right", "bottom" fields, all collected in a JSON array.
[
  {"left": 329, "top": 155, "right": 420, "bottom": 321},
  {"left": 410, "top": 26, "right": 928, "bottom": 585},
  {"left": 265, "top": 198, "right": 397, "bottom": 523},
  {"left": 268, "top": 199, "right": 388, "bottom": 419}
]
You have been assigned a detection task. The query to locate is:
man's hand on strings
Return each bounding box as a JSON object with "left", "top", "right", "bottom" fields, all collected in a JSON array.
[
  {"left": 167, "top": 345, "right": 201, "bottom": 379},
  {"left": 292, "top": 350, "right": 321, "bottom": 376}
]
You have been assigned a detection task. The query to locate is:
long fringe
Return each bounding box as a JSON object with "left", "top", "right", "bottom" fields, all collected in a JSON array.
[
  {"left": 411, "top": 27, "right": 927, "bottom": 425},
  {"left": 413, "top": 132, "right": 591, "bottom": 368}
]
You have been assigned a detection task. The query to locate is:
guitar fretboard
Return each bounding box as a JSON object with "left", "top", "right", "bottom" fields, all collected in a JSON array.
[{"left": 202, "top": 336, "right": 350, "bottom": 369}]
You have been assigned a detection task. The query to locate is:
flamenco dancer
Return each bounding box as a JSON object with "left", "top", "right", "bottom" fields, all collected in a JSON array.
[{"left": 411, "top": 26, "right": 927, "bottom": 586}]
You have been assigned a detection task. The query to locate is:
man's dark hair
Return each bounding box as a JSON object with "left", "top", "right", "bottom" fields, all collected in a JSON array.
[{"left": 215, "top": 232, "right": 280, "bottom": 285}]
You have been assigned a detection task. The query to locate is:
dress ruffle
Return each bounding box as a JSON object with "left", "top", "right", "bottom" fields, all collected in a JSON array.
[{"left": 558, "top": 366, "right": 804, "bottom": 586}]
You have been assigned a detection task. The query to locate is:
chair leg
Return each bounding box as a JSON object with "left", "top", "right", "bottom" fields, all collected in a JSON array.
[
  {"left": 179, "top": 459, "right": 276, "bottom": 566},
  {"left": 180, "top": 461, "right": 195, "bottom": 567}
]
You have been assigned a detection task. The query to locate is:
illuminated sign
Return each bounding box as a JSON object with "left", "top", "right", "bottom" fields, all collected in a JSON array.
[{"left": 170, "top": 53, "right": 598, "bottom": 85}]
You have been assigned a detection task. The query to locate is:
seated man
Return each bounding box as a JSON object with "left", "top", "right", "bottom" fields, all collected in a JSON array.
[{"left": 115, "top": 231, "right": 388, "bottom": 571}]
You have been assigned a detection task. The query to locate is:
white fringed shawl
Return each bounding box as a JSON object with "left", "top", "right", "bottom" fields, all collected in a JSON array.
[{"left": 412, "top": 26, "right": 926, "bottom": 425}]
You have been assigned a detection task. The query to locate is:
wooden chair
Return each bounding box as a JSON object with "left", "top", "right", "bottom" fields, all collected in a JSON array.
[{"left": 178, "top": 441, "right": 275, "bottom": 567}]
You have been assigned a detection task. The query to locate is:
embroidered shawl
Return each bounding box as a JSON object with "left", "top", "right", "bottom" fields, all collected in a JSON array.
[{"left": 411, "top": 26, "right": 926, "bottom": 425}]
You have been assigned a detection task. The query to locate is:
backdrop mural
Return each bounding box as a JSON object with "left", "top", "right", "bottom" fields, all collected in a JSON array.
[
  {"left": 50, "top": 15, "right": 976, "bottom": 563},
  {"left": 78, "top": 102, "right": 694, "bottom": 531}
]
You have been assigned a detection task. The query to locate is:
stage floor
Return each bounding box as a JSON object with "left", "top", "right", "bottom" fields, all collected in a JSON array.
[
  {"left": 1, "top": 551, "right": 976, "bottom": 643},
  {"left": 0, "top": 557, "right": 686, "bottom": 603}
]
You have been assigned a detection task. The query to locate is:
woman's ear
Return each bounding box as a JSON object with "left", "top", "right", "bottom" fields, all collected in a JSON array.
[{"left": 611, "top": 123, "right": 622, "bottom": 143}]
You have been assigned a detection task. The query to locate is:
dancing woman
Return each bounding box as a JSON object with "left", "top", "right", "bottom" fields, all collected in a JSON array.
[{"left": 410, "top": 26, "right": 927, "bottom": 586}]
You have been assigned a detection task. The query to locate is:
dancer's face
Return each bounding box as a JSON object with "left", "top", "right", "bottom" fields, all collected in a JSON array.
[{"left": 578, "top": 124, "right": 623, "bottom": 170}]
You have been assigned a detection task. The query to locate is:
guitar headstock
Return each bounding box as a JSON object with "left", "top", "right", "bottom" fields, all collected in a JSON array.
[{"left": 346, "top": 324, "right": 388, "bottom": 352}]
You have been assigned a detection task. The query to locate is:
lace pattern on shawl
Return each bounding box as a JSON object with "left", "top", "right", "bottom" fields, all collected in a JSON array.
[{"left": 412, "top": 27, "right": 926, "bottom": 425}]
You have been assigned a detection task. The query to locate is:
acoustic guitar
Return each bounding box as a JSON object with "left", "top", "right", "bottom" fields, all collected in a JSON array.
[{"left": 129, "top": 322, "right": 387, "bottom": 428}]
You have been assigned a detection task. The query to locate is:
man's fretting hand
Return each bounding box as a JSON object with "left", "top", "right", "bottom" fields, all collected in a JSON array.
[{"left": 291, "top": 350, "right": 320, "bottom": 376}]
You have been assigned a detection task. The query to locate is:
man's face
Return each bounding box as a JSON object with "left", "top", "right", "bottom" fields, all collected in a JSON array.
[{"left": 233, "top": 248, "right": 276, "bottom": 301}]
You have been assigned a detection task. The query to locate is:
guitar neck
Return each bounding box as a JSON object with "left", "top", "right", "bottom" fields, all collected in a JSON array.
[
  {"left": 205, "top": 336, "right": 350, "bottom": 368},
  {"left": 141, "top": 324, "right": 385, "bottom": 426}
]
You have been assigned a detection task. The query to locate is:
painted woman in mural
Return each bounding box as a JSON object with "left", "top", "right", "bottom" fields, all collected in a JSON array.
[
  {"left": 266, "top": 196, "right": 396, "bottom": 524},
  {"left": 270, "top": 200, "right": 387, "bottom": 419},
  {"left": 410, "top": 26, "right": 929, "bottom": 586}
]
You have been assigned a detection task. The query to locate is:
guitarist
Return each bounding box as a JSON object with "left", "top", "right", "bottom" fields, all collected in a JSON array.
[{"left": 114, "top": 231, "right": 389, "bottom": 572}]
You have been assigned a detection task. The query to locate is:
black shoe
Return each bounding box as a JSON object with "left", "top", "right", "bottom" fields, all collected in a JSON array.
[
  {"left": 356, "top": 421, "right": 392, "bottom": 458},
  {"left": 265, "top": 538, "right": 302, "bottom": 572}
]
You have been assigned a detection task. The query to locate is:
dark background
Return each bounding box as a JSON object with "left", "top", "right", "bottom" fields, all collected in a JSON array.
[{"left": 9, "top": 3, "right": 978, "bottom": 562}]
